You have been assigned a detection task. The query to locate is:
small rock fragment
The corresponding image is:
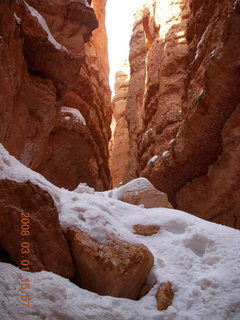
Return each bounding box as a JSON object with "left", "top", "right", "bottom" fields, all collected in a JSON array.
[
  {"left": 133, "top": 224, "right": 160, "bottom": 236},
  {"left": 156, "top": 282, "right": 174, "bottom": 311}
]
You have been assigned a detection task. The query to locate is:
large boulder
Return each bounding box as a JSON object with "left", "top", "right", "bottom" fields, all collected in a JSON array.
[
  {"left": 66, "top": 227, "right": 154, "bottom": 299},
  {"left": 0, "top": 179, "right": 74, "bottom": 279},
  {"left": 110, "top": 178, "right": 173, "bottom": 208}
]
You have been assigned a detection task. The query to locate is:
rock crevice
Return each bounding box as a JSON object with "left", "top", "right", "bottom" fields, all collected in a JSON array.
[{"left": 110, "top": 0, "right": 240, "bottom": 228}]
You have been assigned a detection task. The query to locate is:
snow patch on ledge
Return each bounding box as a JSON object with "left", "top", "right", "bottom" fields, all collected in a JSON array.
[
  {"left": 61, "top": 107, "right": 86, "bottom": 126},
  {"left": 162, "top": 151, "right": 170, "bottom": 159},
  {"left": 24, "top": 1, "right": 67, "bottom": 52},
  {"left": 14, "top": 13, "right": 21, "bottom": 24},
  {"left": 147, "top": 155, "right": 158, "bottom": 166},
  {"left": 144, "top": 128, "right": 153, "bottom": 136}
]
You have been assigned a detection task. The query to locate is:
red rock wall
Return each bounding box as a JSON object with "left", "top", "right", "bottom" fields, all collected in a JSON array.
[
  {"left": 124, "top": 11, "right": 148, "bottom": 182},
  {"left": 0, "top": 0, "right": 112, "bottom": 191},
  {"left": 109, "top": 60, "right": 130, "bottom": 187},
  {"left": 121, "top": 0, "right": 240, "bottom": 228}
]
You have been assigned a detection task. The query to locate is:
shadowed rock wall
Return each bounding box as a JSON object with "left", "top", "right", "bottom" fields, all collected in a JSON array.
[
  {"left": 0, "top": 0, "right": 112, "bottom": 191},
  {"left": 117, "top": 0, "right": 240, "bottom": 228}
]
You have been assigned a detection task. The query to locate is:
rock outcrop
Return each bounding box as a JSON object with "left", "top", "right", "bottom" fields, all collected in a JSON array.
[
  {"left": 124, "top": 10, "right": 148, "bottom": 182},
  {"left": 0, "top": 179, "right": 74, "bottom": 278},
  {"left": 109, "top": 60, "right": 130, "bottom": 187},
  {"left": 0, "top": 0, "right": 112, "bottom": 191},
  {"left": 66, "top": 227, "right": 154, "bottom": 300},
  {"left": 115, "top": 0, "right": 240, "bottom": 228}
]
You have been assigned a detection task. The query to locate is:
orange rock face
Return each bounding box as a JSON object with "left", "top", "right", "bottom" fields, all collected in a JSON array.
[
  {"left": 66, "top": 227, "right": 154, "bottom": 300},
  {"left": 124, "top": 12, "right": 148, "bottom": 182},
  {"left": 119, "top": 0, "right": 240, "bottom": 228},
  {"left": 0, "top": 0, "right": 112, "bottom": 191},
  {"left": 110, "top": 61, "right": 130, "bottom": 187},
  {"left": 0, "top": 179, "right": 74, "bottom": 279}
]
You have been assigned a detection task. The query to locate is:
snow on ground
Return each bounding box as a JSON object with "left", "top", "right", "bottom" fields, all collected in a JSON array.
[
  {"left": 24, "top": 1, "right": 68, "bottom": 52},
  {"left": 0, "top": 144, "right": 240, "bottom": 320},
  {"left": 61, "top": 107, "right": 87, "bottom": 126}
]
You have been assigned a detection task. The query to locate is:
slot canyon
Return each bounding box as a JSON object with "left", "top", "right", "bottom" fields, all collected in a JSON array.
[{"left": 0, "top": 0, "right": 240, "bottom": 319}]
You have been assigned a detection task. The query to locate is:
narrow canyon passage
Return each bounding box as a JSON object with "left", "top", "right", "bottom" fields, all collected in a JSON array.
[
  {"left": 0, "top": 1, "right": 240, "bottom": 319},
  {"left": 108, "top": 0, "right": 240, "bottom": 229}
]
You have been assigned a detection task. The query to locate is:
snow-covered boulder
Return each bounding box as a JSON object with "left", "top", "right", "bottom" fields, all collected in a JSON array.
[
  {"left": 66, "top": 227, "right": 154, "bottom": 299},
  {"left": 74, "top": 182, "right": 95, "bottom": 194},
  {"left": 107, "top": 178, "right": 173, "bottom": 209}
]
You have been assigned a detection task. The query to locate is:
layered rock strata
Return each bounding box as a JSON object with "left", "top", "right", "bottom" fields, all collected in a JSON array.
[
  {"left": 0, "top": 0, "right": 112, "bottom": 191},
  {"left": 116, "top": 0, "right": 240, "bottom": 228}
]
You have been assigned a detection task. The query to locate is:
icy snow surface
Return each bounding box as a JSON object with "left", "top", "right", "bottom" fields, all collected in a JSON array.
[
  {"left": 61, "top": 107, "right": 87, "bottom": 126},
  {"left": 0, "top": 144, "right": 240, "bottom": 320},
  {"left": 24, "top": 1, "right": 67, "bottom": 52}
]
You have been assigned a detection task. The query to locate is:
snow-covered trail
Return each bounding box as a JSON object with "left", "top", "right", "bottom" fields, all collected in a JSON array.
[{"left": 0, "top": 144, "right": 240, "bottom": 320}]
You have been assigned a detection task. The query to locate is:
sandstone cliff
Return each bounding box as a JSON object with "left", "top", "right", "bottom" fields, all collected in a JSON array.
[
  {"left": 115, "top": 0, "right": 240, "bottom": 228},
  {"left": 0, "top": 0, "right": 112, "bottom": 191},
  {"left": 110, "top": 60, "right": 130, "bottom": 187}
]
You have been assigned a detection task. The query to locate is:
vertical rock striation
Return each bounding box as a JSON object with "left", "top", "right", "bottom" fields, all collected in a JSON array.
[
  {"left": 118, "top": 0, "right": 240, "bottom": 228},
  {"left": 124, "top": 10, "right": 148, "bottom": 182},
  {"left": 110, "top": 60, "right": 130, "bottom": 187},
  {"left": 0, "top": 0, "right": 112, "bottom": 191}
]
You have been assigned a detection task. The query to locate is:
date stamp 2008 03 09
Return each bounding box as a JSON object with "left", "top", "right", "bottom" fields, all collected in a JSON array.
[{"left": 20, "top": 212, "right": 31, "bottom": 307}]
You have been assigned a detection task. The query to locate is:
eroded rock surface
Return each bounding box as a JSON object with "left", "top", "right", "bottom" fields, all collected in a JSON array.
[
  {"left": 115, "top": 0, "right": 240, "bottom": 228},
  {"left": 0, "top": 179, "right": 74, "bottom": 278},
  {"left": 110, "top": 60, "right": 130, "bottom": 187},
  {"left": 0, "top": 0, "right": 112, "bottom": 191},
  {"left": 66, "top": 226, "right": 154, "bottom": 300}
]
